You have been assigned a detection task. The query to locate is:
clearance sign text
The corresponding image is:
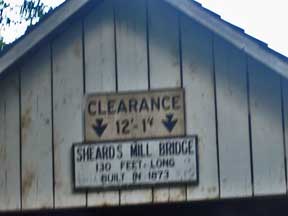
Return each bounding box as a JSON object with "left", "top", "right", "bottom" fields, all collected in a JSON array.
[{"left": 84, "top": 89, "right": 185, "bottom": 141}]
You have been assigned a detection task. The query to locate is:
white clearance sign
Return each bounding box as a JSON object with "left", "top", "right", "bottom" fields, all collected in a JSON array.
[{"left": 74, "top": 136, "right": 197, "bottom": 189}]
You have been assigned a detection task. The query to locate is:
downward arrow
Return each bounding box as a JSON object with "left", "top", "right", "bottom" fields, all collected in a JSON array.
[
  {"left": 92, "top": 118, "right": 108, "bottom": 137},
  {"left": 162, "top": 113, "right": 177, "bottom": 133}
]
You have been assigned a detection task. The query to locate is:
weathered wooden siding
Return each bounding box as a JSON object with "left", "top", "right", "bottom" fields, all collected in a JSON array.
[
  {"left": 248, "top": 58, "right": 286, "bottom": 196},
  {"left": 115, "top": 0, "right": 152, "bottom": 205},
  {"left": 0, "top": 0, "right": 288, "bottom": 211},
  {"left": 21, "top": 44, "right": 53, "bottom": 209},
  {"left": 52, "top": 21, "right": 85, "bottom": 208},
  {"left": 0, "top": 71, "right": 21, "bottom": 211},
  {"left": 181, "top": 15, "right": 219, "bottom": 201},
  {"left": 214, "top": 36, "right": 252, "bottom": 198},
  {"left": 84, "top": 0, "right": 119, "bottom": 207},
  {"left": 148, "top": 0, "right": 184, "bottom": 203}
]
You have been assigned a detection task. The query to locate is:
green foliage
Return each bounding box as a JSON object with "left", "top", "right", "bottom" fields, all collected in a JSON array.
[
  {"left": 20, "top": 0, "right": 53, "bottom": 25},
  {"left": 0, "top": 37, "right": 6, "bottom": 51},
  {"left": 1, "top": 0, "right": 52, "bottom": 27},
  {"left": 0, "top": 0, "right": 10, "bottom": 25},
  {"left": 0, "top": 0, "right": 54, "bottom": 50}
]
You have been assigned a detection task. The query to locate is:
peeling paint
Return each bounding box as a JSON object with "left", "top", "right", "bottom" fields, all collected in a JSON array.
[
  {"left": 21, "top": 107, "right": 32, "bottom": 145},
  {"left": 22, "top": 170, "right": 35, "bottom": 199},
  {"left": 207, "top": 186, "right": 217, "bottom": 194},
  {"left": 74, "top": 41, "right": 82, "bottom": 59},
  {"left": 168, "top": 187, "right": 186, "bottom": 202},
  {"left": 45, "top": 118, "right": 50, "bottom": 125},
  {"left": 0, "top": 144, "right": 6, "bottom": 161}
]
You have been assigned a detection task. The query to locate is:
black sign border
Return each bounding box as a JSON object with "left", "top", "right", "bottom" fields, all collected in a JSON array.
[
  {"left": 72, "top": 135, "right": 198, "bottom": 192},
  {"left": 82, "top": 88, "right": 187, "bottom": 142}
]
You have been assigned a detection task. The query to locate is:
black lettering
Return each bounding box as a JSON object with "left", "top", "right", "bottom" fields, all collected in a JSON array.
[
  {"left": 130, "top": 144, "right": 138, "bottom": 157},
  {"left": 158, "top": 139, "right": 193, "bottom": 156},
  {"left": 129, "top": 98, "right": 138, "bottom": 113},
  {"left": 76, "top": 148, "right": 83, "bottom": 162},
  {"left": 87, "top": 146, "right": 93, "bottom": 160},
  {"left": 88, "top": 101, "right": 97, "bottom": 116},
  {"left": 132, "top": 172, "right": 141, "bottom": 183},
  {"left": 117, "top": 145, "right": 123, "bottom": 159},
  {"left": 139, "top": 98, "right": 149, "bottom": 112},
  {"left": 162, "top": 96, "right": 170, "bottom": 110},
  {"left": 159, "top": 142, "right": 165, "bottom": 156},
  {"left": 151, "top": 97, "right": 160, "bottom": 111},
  {"left": 188, "top": 140, "right": 193, "bottom": 154},
  {"left": 101, "top": 146, "right": 115, "bottom": 159},
  {"left": 98, "top": 100, "right": 106, "bottom": 115},
  {"left": 118, "top": 99, "right": 128, "bottom": 113},
  {"left": 120, "top": 161, "right": 125, "bottom": 170},
  {"left": 108, "top": 146, "right": 115, "bottom": 159},
  {"left": 95, "top": 147, "right": 102, "bottom": 159},
  {"left": 172, "top": 95, "right": 181, "bottom": 110},
  {"left": 107, "top": 99, "right": 116, "bottom": 114},
  {"left": 150, "top": 158, "right": 175, "bottom": 169}
]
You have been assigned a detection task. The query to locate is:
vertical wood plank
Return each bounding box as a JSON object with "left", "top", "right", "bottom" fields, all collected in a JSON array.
[
  {"left": 181, "top": 16, "right": 219, "bottom": 200},
  {"left": 0, "top": 72, "right": 21, "bottom": 211},
  {"left": 115, "top": 0, "right": 152, "bottom": 205},
  {"left": 148, "top": 0, "right": 184, "bottom": 203},
  {"left": 52, "top": 22, "right": 85, "bottom": 208},
  {"left": 84, "top": 0, "right": 119, "bottom": 207},
  {"left": 248, "top": 58, "right": 286, "bottom": 196},
  {"left": 282, "top": 78, "right": 288, "bottom": 193},
  {"left": 21, "top": 45, "right": 53, "bottom": 209},
  {"left": 214, "top": 36, "right": 252, "bottom": 198}
]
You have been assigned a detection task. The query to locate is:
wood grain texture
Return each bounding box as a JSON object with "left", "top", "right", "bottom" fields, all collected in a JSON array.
[
  {"left": 84, "top": 0, "right": 119, "bottom": 207},
  {"left": 115, "top": 0, "right": 152, "bottom": 205},
  {"left": 248, "top": 58, "right": 286, "bottom": 196},
  {"left": 214, "top": 36, "right": 252, "bottom": 198},
  {"left": 282, "top": 78, "right": 288, "bottom": 193},
  {"left": 52, "top": 22, "right": 85, "bottom": 208},
  {"left": 148, "top": 0, "right": 184, "bottom": 203},
  {"left": 21, "top": 45, "right": 53, "bottom": 209},
  {"left": 2, "top": 0, "right": 288, "bottom": 211},
  {"left": 0, "top": 71, "right": 21, "bottom": 211},
  {"left": 181, "top": 16, "right": 219, "bottom": 200}
]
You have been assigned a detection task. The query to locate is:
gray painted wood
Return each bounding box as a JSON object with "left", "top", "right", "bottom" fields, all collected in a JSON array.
[
  {"left": 52, "top": 22, "right": 86, "bottom": 207},
  {"left": 248, "top": 58, "right": 286, "bottom": 196},
  {"left": 214, "top": 36, "right": 252, "bottom": 198},
  {"left": 2, "top": 0, "right": 288, "bottom": 84},
  {"left": 21, "top": 45, "right": 53, "bottom": 209},
  {"left": 181, "top": 16, "right": 219, "bottom": 200},
  {"left": 84, "top": 0, "right": 119, "bottom": 207},
  {"left": 0, "top": 71, "right": 21, "bottom": 211},
  {"left": 115, "top": 0, "right": 152, "bottom": 205},
  {"left": 148, "top": 0, "right": 185, "bottom": 203},
  {"left": 282, "top": 78, "right": 288, "bottom": 193},
  {"left": 1, "top": 0, "right": 288, "bottom": 211}
]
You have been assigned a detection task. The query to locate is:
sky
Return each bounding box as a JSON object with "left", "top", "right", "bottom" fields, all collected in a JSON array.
[
  {"left": 196, "top": 0, "right": 288, "bottom": 57},
  {"left": 1, "top": 0, "right": 288, "bottom": 57},
  {"left": 0, "top": 0, "right": 65, "bottom": 43}
]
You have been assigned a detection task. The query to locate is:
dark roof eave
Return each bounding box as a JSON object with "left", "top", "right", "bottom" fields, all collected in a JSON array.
[
  {"left": 164, "top": 0, "right": 288, "bottom": 78},
  {"left": 0, "top": 0, "right": 287, "bottom": 79}
]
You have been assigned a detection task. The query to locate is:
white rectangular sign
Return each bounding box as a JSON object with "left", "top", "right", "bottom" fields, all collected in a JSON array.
[
  {"left": 84, "top": 88, "right": 185, "bottom": 142},
  {"left": 73, "top": 136, "right": 197, "bottom": 190}
]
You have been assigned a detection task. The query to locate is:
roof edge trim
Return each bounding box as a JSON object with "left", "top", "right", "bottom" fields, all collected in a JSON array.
[
  {"left": 0, "top": 0, "right": 91, "bottom": 74},
  {"left": 164, "top": 0, "right": 288, "bottom": 79},
  {"left": 0, "top": 0, "right": 287, "bottom": 79}
]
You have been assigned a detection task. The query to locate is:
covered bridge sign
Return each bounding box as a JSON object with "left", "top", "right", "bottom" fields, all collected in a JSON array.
[{"left": 84, "top": 89, "right": 185, "bottom": 141}]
